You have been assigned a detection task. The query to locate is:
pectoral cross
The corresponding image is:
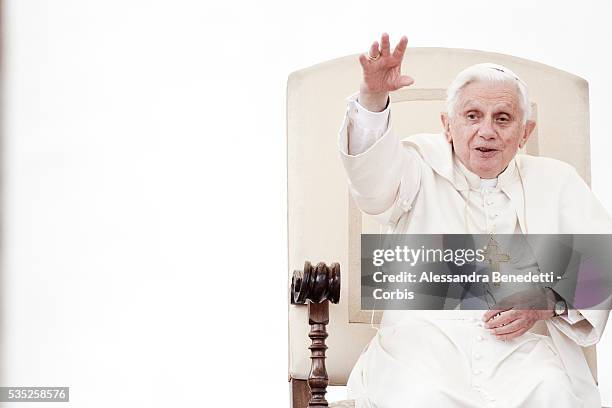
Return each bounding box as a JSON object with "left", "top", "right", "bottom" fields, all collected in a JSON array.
[{"left": 483, "top": 235, "right": 510, "bottom": 287}]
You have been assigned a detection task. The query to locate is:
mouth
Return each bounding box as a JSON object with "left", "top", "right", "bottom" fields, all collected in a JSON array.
[{"left": 474, "top": 147, "right": 499, "bottom": 158}]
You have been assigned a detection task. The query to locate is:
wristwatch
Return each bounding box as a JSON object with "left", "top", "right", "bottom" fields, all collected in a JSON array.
[
  {"left": 553, "top": 299, "right": 568, "bottom": 317},
  {"left": 547, "top": 287, "right": 568, "bottom": 317}
]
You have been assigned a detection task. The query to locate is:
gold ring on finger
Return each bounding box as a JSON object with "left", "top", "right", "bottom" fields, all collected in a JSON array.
[{"left": 367, "top": 51, "right": 380, "bottom": 61}]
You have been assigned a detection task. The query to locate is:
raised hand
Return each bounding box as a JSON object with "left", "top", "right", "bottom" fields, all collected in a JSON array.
[{"left": 358, "top": 33, "right": 414, "bottom": 112}]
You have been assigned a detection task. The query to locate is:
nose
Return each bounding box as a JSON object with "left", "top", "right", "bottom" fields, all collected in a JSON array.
[{"left": 477, "top": 117, "right": 496, "bottom": 140}]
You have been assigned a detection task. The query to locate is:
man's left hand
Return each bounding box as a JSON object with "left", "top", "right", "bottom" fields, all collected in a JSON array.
[{"left": 482, "top": 288, "right": 556, "bottom": 341}]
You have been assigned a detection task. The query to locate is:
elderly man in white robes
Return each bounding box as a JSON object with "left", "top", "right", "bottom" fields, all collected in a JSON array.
[{"left": 339, "top": 33, "right": 612, "bottom": 408}]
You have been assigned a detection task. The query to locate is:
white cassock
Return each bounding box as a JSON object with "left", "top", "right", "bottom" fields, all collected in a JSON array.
[{"left": 338, "top": 93, "right": 612, "bottom": 408}]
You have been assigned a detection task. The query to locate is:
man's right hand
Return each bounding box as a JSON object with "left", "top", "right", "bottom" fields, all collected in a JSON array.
[{"left": 358, "top": 33, "right": 414, "bottom": 112}]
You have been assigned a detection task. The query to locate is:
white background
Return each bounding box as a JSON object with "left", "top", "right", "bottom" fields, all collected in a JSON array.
[{"left": 2, "top": 0, "right": 612, "bottom": 407}]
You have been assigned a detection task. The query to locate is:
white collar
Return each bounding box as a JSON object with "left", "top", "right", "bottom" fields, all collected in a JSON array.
[
  {"left": 453, "top": 155, "right": 516, "bottom": 191},
  {"left": 479, "top": 177, "right": 498, "bottom": 190}
]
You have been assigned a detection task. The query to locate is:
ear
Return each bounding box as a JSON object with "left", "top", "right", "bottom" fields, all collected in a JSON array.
[
  {"left": 440, "top": 112, "right": 452, "bottom": 143},
  {"left": 519, "top": 120, "right": 536, "bottom": 148}
]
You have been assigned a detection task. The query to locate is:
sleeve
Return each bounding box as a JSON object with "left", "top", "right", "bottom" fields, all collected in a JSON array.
[
  {"left": 340, "top": 93, "right": 391, "bottom": 155},
  {"left": 337, "top": 93, "right": 422, "bottom": 228},
  {"left": 549, "top": 308, "right": 609, "bottom": 347},
  {"left": 548, "top": 167, "right": 612, "bottom": 346},
  {"left": 559, "top": 309, "right": 585, "bottom": 324},
  {"left": 548, "top": 301, "right": 593, "bottom": 345},
  {"left": 548, "top": 287, "right": 586, "bottom": 324}
]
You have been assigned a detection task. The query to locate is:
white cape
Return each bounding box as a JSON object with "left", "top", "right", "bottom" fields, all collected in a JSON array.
[{"left": 339, "top": 123, "right": 612, "bottom": 407}]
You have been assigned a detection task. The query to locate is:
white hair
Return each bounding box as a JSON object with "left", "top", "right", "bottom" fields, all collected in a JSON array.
[{"left": 445, "top": 63, "right": 532, "bottom": 124}]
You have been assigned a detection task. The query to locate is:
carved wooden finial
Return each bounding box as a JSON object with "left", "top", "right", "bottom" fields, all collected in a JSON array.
[
  {"left": 291, "top": 261, "right": 340, "bottom": 305},
  {"left": 290, "top": 261, "right": 340, "bottom": 408}
]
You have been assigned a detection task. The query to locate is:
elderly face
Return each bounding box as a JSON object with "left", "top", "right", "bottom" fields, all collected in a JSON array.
[{"left": 441, "top": 81, "right": 536, "bottom": 179}]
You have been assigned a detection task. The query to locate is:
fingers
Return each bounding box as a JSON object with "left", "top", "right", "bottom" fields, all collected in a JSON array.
[
  {"left": 484, "top": 309, "right": 518, "bottom": 329},
  {"left": 482, "top": 309, "right": 498, "bottom": 322},
  {"left": 398, "top": 75, "right": 414, "bottom": 87},
  {"left": 392, "top": 35, "right": 408, "bottom": 60},
  {"left": 363, "top": 34, "right": 408, "bottom": 62},
  {"left": 358, "top": 54, "right": 369, "bottom": 69},
  {"left": 369, "top": 41, "right": 380, "bottom": 59},
  {"left": 482, "top": 306, "right": 512, "bottom": 322},
  {"left": 489, "top": 318, "right": 525, "bottom": 336},
  {"left": 360, "top": 41, "right": 381, "bottom": 70},
  {"left": 486, "top": 309, "right": 539, "bottom": 340},
  {"left": 380, "top": 33, "right": 390, "bottom": 56}
]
